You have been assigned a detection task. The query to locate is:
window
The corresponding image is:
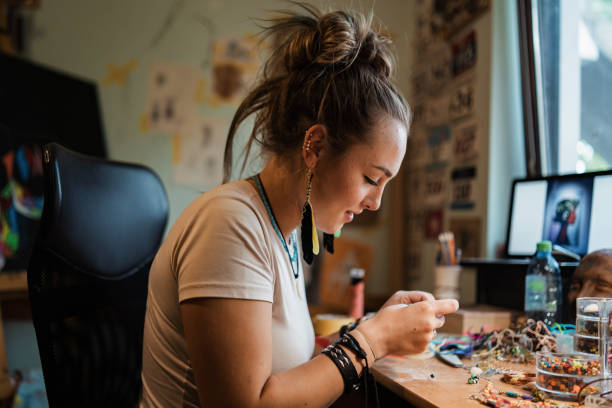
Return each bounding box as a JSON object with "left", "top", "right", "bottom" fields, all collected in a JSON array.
[{"left": 519, "top": 0, "right": 612, "bottom": 176}]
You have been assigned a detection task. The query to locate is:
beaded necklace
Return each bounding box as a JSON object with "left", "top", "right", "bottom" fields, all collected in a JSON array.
[{"left": 251, "top": 175, "right": 299, "bottom": 279}]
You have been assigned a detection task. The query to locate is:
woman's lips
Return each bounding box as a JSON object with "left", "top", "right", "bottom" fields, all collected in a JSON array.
[{"left": 345, "top": 211, "right": 354, "bottom": 222}]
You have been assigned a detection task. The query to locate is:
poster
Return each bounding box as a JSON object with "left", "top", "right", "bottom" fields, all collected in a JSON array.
[
  {"left": 211, "top": 36, "right": 259, "bottom": 104},
  {"left": 172, "top": 116, "right": 227, "bottom": 187},
  {"left": 453, "top": 120, "right": 479, "bottom": 163},
  {"left": 424, "top": 168, "right": 448, "bottom": 207},
  {"left": 426, "top": 125, "right": 452, "bottom": 169},
  {"left": 145, "top": 62, "right": 202, "bottom": 133},
  {"left": 450, "top": 166, "right": 477, "bottom": 209},
  {"left": 452, "top": 30, "right": 477, "bottom": 77},
  {"left": 449, "top": 217, "right": 481, "bottom": 258},
  {"left": 448, "top": 82, "right": 475, "bottom": 120},
  {"left": 425, "top": 208, "right": 444, "bottom": 239}
]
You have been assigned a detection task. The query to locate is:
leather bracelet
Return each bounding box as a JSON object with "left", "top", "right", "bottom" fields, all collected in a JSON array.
[
  {"left": 338, "top": 332, "right": 368, "bottom": 362},
  {"left": 322, "top": 344, "right": 361, "bottom": 393},
  {"left": 339, "top": 318, "right": 361, "bottom": 337}
]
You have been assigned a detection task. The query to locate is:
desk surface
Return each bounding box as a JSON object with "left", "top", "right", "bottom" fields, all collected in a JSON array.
[
  {"left": 0, "top": 270, "right": 27, "bottom": 298},
  {"left": 371, "top": 355, "right": 573, "bottom": 408}
]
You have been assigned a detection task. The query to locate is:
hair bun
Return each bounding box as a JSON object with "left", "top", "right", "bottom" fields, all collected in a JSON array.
[{"left": 275, "top": 6, "right": 394, "bottom": 77}]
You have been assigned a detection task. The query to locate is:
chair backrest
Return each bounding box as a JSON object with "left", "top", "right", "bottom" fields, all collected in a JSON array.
[{"left": 27, "top": 143, "right": 168, "bottom": 407}]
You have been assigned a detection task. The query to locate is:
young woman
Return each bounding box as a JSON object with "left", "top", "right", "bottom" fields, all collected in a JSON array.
[{"left": 140, "top": 4, "right": 458, "bottom": 407}]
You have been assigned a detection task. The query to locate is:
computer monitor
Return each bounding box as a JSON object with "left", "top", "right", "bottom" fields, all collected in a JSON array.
[
  {"left": 506, "top": 170, "right": 612, "bottom": 258},
  {"left": 0, "top": 53, "right": 107, "bottom": 271}
]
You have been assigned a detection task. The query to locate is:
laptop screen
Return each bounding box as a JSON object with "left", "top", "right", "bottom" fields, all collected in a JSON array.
[{"left": 506, "top": 171, "right": 612, "bottom": 257}]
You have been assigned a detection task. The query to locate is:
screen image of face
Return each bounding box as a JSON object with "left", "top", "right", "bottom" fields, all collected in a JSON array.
[{"left": 541, "top": 178, "right": 593, "bottom": 255}]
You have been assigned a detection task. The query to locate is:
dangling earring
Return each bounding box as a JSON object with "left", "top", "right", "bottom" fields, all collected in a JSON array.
[{"left": 301, "top": 167, "right": 319, "bottom": 265}]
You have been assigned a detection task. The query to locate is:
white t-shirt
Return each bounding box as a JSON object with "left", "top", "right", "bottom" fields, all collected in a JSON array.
[{"left": 140, "top": 180, "right": 314, "bottom": 408}]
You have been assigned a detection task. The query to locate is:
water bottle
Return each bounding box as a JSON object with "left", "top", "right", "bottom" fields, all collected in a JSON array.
[{"left": 524, "top": 240, "right": 562, "bottom": 326}]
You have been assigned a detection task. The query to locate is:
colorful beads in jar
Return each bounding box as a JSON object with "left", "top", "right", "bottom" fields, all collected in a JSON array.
[
  {"left": 574, "top": 334, "right": 600, "bottom": 355},
  {"left": 536, "top": 372, "right": 600, "bottom": 397},
  {"left": 537, "top": 353, "right": 601, "bottom": 376}
]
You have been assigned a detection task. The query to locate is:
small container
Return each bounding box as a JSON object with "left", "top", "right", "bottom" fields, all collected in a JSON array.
[
  {"left": 577, "top": 297, "right": 612, "bottom": 318},
  {"left": 576, "top": 315, "right": 601, "bottom": 337},
  {"left": 536, "top": 352, "right": 601, "bottom": 399},
  {"left": 574, "top": 334, "right": 601, "bottom": 355},
  {"left": 537, "top": 353, "right": 601, "bottom": 376}
]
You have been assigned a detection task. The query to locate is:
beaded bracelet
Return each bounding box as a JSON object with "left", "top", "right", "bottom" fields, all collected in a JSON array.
[{"left": 322, "top": 343, "right": 361, "bottom": 393}]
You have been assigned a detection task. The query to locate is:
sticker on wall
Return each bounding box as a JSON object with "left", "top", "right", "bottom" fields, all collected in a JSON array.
[
  {"left": 425, "top": 208, "right": 444, "bottom": 240},
  {"left": 452, "top": 30, "right": 477, "bottom": 77},
  {"left": 144, "top": 62, "right": 202, "bottom": 133},
  {"left": 210, "top": 36, "right": 259, "bottom": 105},
  {"left": 448, "top": 82, "right": 475, "bottom": 120},
  {"left": 453, "top": 120, "right": 479, "bottom": 163},
  {"left": 426, "top": 125, "right": 452, "bottom": 170},
  {"left": 449, "top": 217, "right": 481, "bottom": 258},
  {"left": 425, "top": 168, "right": 448, "bottom": 207},
  {"left": 450, "top": 166, "right": 477, "bottom": 210},
  {"left": 172, "top": 116, "right": 227, "bottom": 187}
]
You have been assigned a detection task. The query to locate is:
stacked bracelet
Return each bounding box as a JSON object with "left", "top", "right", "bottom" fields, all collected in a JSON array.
[{"left": 322, "top": 343, "right": 361, "bottom": 393}]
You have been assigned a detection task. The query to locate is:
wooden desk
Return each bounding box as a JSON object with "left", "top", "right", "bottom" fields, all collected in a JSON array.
[{"left": 371, "top": 355, "right": 572, "bottom": 408}]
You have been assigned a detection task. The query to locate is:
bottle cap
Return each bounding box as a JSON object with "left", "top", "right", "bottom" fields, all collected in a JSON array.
[{"left": 536, "top": 241, "right": 552, "bottom": 252}]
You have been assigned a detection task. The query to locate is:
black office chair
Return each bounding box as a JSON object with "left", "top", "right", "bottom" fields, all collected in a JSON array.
[{"left": 27, "top": 143, "right": 168, "bottom": 407}]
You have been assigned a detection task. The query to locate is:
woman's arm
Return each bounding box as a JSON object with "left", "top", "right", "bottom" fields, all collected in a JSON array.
[{"left": 181, "top": 296, "right": 457, "bottom": 408}]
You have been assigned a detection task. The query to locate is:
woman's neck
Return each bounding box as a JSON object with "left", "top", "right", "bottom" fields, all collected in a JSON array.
[{"left": 257, "top": 157, "right": 305, "bottom": 242}]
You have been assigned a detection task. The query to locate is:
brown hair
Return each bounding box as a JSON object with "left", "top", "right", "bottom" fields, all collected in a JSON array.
[{"left": 223, "top": 3, "right": 410, "bottom": 182}]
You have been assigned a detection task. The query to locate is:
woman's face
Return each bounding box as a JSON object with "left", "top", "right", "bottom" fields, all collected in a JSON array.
[{"left": 310, "top": 116, "right": 407, "bottom": 234}]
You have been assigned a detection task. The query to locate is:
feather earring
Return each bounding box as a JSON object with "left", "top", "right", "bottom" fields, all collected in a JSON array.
[{"left": 301, "top": 167, "right": 317, "bottom": 264}]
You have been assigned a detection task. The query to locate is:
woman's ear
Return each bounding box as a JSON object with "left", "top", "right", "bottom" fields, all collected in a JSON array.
[{"left": 302, "top": 124, "right": 327, "bottom": 169}]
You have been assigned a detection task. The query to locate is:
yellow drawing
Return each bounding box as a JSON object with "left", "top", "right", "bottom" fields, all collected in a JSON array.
[{"left": 102, "top": 59, "right": 139, "bottom": 86}]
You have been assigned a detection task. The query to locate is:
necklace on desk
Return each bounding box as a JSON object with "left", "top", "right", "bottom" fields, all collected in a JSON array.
[{"left": 251, "top": 174, "right": 300, "bottom": 280}]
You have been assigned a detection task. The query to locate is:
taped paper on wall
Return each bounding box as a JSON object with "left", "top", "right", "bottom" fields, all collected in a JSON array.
[
  {"left": 450, "top": 166, "right": 477, "bottom": 210},
  {"left": 449, "top": 82, "right": 475, "bottom": 120},
  {"left": 452, "top": 30, "right": 477, "bottom": 77},
  {"left": 425, "top": 208, "right": 444, "bottom": 239},
  {"left": 424, "top": 168, "right": 448, "bottom": 207},
  {"left": 145, "top": 62, "right": 202, "bottom": 133},
  {"left": 453, "top": 120, "right": 479, "bottom": 163},
  {"left": 173, "top": 116, "right": 227, "bottom": 187},
  {"left": 211, "top": 36, "right": 258, "bottom": 104},
  {"left": 426, "top": 125, "right": 452, "bottom": 169}
]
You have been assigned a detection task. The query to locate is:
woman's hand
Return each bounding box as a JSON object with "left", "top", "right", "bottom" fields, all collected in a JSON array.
[
  {"left": 379, "top": 290, "right": 435, "bottom": 309},
  {"left": 357, "top": 298, "right": 459, "bottom": 358}
]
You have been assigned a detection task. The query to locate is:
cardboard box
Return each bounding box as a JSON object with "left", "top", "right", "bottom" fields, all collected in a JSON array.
[{"left": 443, "top": 305, "right": 520, "bottom": 334}]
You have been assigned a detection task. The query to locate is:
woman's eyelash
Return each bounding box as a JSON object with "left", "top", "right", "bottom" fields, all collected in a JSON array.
[{"left": 364, "top": 176, "right": 378, "bottom": 186}]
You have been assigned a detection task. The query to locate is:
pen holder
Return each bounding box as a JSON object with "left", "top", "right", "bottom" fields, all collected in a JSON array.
[{"left": 434, "top": 265, "right": 461, "bottom": 300}]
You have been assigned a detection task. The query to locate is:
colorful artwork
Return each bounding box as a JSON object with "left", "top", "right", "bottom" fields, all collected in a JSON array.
[
  {"left": 542, "top": 179, "right": 593, "bottom": 254},
  {"left": 0, "top": 145, "right": 44, "bottom": 270}
]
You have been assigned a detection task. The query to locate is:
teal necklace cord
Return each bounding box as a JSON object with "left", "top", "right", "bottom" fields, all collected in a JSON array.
[{"left": 251, "top": 175, "right": 299, "bottom": 279}]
